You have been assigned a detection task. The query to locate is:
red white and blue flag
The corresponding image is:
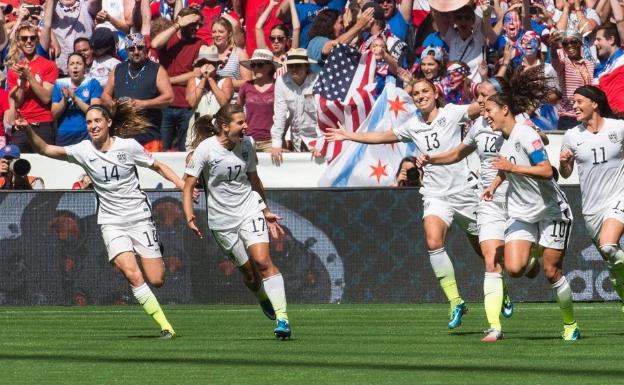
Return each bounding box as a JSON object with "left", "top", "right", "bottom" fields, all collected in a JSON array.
[
  {"left": 310, "top": 44, "right": 377, "bottom": 162},
  {"left": 318, "top": 77, "right": 417, "bottom": 187}
]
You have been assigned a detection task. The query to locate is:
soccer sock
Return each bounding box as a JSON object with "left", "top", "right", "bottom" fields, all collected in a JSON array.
[
  {"left": 263, "top": 274, "right": 288, "bottom": 321},
  {"left": 551, "top": 276, "right": 575, "bottom": 325},
  {"left": 132, "top": 283, "right": 173, "bottom": 332},
  {"left": 253, "top": 284, "right": 269, "bottom": 302},
  {"left": 429, "top": 248, "right": 462, "bottom": 307},
  {"left": 601, "top": 245, "right": 624, "bottom": 301},
  {"left": 483, "top": 272, "right": 503, "bottom": 330}
]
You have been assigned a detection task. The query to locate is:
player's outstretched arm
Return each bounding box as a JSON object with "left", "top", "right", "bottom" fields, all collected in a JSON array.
[
  {"left": 16, "top": 117, "right": 67, "bottom": 160},
  {"left": 149, "top": 160, "right": 184, "bottom": 190}
]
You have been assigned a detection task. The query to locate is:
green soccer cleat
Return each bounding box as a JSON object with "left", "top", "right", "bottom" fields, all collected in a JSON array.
[
  {"left": 274, "top": 319, "right": 291, "bottom": 340},
  {"left": 481, "top": 328, "right": 504, "bottom": 342},
  {"left": 562, "top": 323, "right": 580, "bottom": 341},
  {"left": 260, "top": 299, "right": 276, "bottom": 320},
  {"left": 448, "top": 302, "right": 468, "bottom": 329},
  {"left": 501, "top": 292, "right": 513, "bottom": 319},
  {"left": 159, "top": 329, "right": 177, "bottom": 339}
]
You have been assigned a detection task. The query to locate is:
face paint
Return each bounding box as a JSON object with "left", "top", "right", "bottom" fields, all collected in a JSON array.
[
  {"left": 521, "top": 34, "right": 540, "bottom": 56},
  {"left": 503, "top": 12, "right": 521, "bottom": 39}
]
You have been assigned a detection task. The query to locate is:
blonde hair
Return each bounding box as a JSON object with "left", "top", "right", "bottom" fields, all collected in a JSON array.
[
  {"left": 6, "top": 23, "right": 38, "bottom": 67},
  {"left": 212, "top": 17, "right": 234, "bottom": 47}
]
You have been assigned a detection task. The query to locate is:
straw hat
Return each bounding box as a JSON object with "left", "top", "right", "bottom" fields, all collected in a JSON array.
[
  {"left": 285, "top": 48, "right": 317, "bottom": 65},
  {"left": 193, "top": 45, "right": 221, "bottom": 66},
  {"left": 240, "top": 49, "right": 283, "bottom": 69}
]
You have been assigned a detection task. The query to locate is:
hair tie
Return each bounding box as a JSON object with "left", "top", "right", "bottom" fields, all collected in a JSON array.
[{"left": 488, "top": 77, "right": 503, "bottom": 93}]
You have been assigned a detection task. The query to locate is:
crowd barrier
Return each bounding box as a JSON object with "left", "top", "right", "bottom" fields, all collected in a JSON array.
[
  {"left": 0, "top": 186, "right": 615, "bottom": 305},
  {"left": 21, "top": 132, "right": 578, "bottom": 188}
]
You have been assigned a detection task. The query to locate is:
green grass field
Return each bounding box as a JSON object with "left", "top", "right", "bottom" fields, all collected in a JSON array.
[{"left": 2, "top": 303, "right": 624, "bottom": 385}]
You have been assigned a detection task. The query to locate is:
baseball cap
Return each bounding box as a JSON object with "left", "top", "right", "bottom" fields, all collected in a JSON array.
[{"left": 0, "top": 144, "right": 21, "bottom": 159}]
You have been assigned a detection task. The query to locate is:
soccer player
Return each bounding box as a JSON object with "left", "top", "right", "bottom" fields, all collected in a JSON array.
[
  {"left": 481, "top": 68, "right": 580, "bottom": 341},
  {"left": 326, "top": 78, "right": 484, "bottom": 330},
  {"left": 15, "top": 103, "right": 185, "bottom": 339},
  {"left": 559, "top": 85, "right": 624, "bottom": 308},
  {"left": 182, "top": 104, "right": 292, "bottom": 339},
  {"left": 418, "top": 77, "right": 544, "bottom": 342}
]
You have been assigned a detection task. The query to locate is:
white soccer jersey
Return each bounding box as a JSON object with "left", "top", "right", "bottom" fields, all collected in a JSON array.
[
  {"left": 393, "top": 104, "right": 473, "bottom": 197},
  {"left": 185, "top": 136, "right": 264, "bottom": 230},
  {"left": 463, "top": 116, "right": 508, "bottom": 202},
  {"left": 562, "top": 118, "right": 624, "bottom": 216},
  {"left": 499, "top": 123, "right": 568, "bottom": 222},
  {"left": 65, "top": 138, "right": 154, "bottom": 225}
]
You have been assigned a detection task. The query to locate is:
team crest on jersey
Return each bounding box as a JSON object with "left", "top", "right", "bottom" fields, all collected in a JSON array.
[
  {"left": 514, "top": 141, "right": 521, "bottom": 152},
  {"left": 609, "top": 131, "right": 618, "bottom": 143},
  {"left": 117, "top": 152, "right": 127, "bottom": 163},
  {"left": 437, "top": 117, "right": 446, "bottom": 127}
]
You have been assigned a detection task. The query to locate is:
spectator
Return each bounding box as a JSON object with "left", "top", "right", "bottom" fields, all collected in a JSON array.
[
  {"left": 190, "top": 0, "right": 241, "bottom": 46},
  {"left": 49, "top": 0, "right": 99, "bottom": 75},
  {"left": 433, "top": 4, "right": 488, "bottom": 82},
  {"left": 7, "top": 22, "right": 59, "bottom": 152},
  {"left": 0, "top": 143, "right": 44, "bottom": 189},
  {"left": 246, "top": 0, "right": 284, "bottom": 55},
  {"left": 0, "top": 84, "right": 9, "bottom": 148},
  {"left": 184, "top": 45, "right": 233, "bottom": 149},
  {"left": 148, "top": 16, "right": 174, "bottom": 62},
  {"left": 152, "top": 7, "right": 205, "bottom": 151},
  {"left": 0, "top": 6, "right": 50, "bottom": 66},
  {"left": 212, "top": 16, "right": 250, "bottom": 92},
  {"left": 307, "top": 7, "right": 375, "bottom": 73},
  {"left": 101, "top": 33, "right": 175, "bottom": 151},
  {"left": 517, "top": 31, "right": 558, "bottom": 89},
  {"left": 94, "top": 0, "right": 134, "bottom": 33},
  {"left": 270, "top": 48, "right": 318, "bottom": 164},
  {"left": 593, "top": 22, "right": 624, "bottom": 112},
  {"left": 255, "top": 0, "right": 300, "bottom": 78},
  {"left": 283, "top": 0, "right": 347, "bottom": 49},
  {"left": 439, "top": 61, "right": 478, "bottom": 105},
  {"left": 376, "top": 0, "right": 413, "bottom": 42},
  {"left": 89, "top": 27, "right": 121, "bottom": 87},
  {"left": 550, "top": 30, "right": 595, "bottom": 129},
  {"left": 71, "top": 173, "right": 92, "bottom": 189},
  {"left": 73, "top": 37, "right": 94, "bottom": 70},
  {"left": 413, "top": 46, "right": 445, "bottom": 84},
  {"left": 150, "top": 0, "right": 182, "bottom": 21},
  {"left": 555, "top": 0, "right": 600, "bottom": 37},
  {"left": 51, "top": 52, "right": 102, "bottom": 145},
  {"left": 238, "top": 48, "right": 279, "bottom": 152},
  {"left": 391, "top": 156, "right": 422, "bottom": 187}
]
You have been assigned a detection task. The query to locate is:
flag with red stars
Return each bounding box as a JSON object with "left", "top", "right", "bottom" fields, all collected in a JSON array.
[{"left": 318, "top": 77, "right": 417, "bottom": 187}]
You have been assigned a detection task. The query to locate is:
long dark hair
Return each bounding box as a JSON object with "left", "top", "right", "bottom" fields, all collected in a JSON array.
[
  {"left": 86, "top": 102, "right": 153, "bottom": 137},
  {"left": 190, "top": 104, "right": 245, "bottom": 148},
  {"left": 485, "top": 66, "right": 549, "bottom": 115},
  {"left": 308, "top": 9, "right": 340, "bottom": 41}
]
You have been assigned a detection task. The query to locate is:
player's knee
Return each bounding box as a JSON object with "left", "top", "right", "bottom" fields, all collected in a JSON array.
[
  {"left": 149, "top": 276, "right": 165, "bottom": 288},
  {"left": 124, "top": 269, "right": 144, "bottom": 287},
  {"left": 425, "top": 237, "right": 444, "bottom": 251},
  {"left": 599, "top": 244, "right": 619, "bottom": 261},
  {"left": 505, "top": 263, "right": 524, "bottom": 278}
]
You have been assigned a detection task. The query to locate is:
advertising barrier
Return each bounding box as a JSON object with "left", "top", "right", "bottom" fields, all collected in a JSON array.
[{"left": 0, "top": 187, "right": 615, "bottom": 305}]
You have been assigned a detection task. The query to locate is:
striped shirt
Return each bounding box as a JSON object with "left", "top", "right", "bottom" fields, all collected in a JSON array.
[{"left": 551, "top": 48, "right": 595, "bottom": 118}]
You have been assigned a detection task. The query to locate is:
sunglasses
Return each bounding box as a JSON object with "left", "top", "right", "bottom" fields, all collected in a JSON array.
[
  {"left": 378, "top": 0, "right": 395, "bottom": 4},
  {"left": 19, "top": 35, "right": 37, "bottom": 43},
  {"left": 250, "top": 61, "right": 270, "bottom": 69},
  {"left": 288, "top": 63, "right": 306, "bottom": 69},
  {"left": 562, "top": 40, "right": 581, "bottom": 47},
  {"left": 454, "top": 14, "right": 473, "bottom": 21},
  {"left": 128, "top": 45, "right": 146, "bottom": 52},
  {"left": 270, "top": 36, "right": 286, "bottom": 43}
]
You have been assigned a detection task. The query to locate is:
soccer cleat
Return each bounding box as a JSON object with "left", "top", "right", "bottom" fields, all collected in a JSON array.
[
  {"left": 260, "top": 299, "right": 276, "bottom": 320},
  {"left": 448, "top": 302, "right": 468, "bottom": 329},
  {"left": 274, "top": 319, "right": 291, "bottom": 340},
  {"left": 159, "top": 329, "right": 177, "bottom": 339},
  {"left": 501, "top": 292, "right": 513, "bottom": 319},
  {"left": 562, "top": 323, "right": 580, "bottom": 341},
  {"left": 481, "top": 328, "right": 504, "bottom": 342}
]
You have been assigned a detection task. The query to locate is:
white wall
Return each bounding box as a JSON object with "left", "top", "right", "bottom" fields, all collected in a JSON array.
[{"left": 22, "top": 133, "right": 577, "bottom": 189}]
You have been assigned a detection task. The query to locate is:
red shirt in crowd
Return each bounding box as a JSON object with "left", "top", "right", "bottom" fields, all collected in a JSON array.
[
  {"left": 238, "top": 81, "right": 275, "bottom": 142},
  {"left": 0, "top": 89, "right": 8, "bottom": 137},
  {"left": 7, "top": 55, "right": 58, "bottom": 123},
  {"left": 158, "top": 33, "right": 206, "bottom": 108},
  {"left": 244, "top": 0, "right": 283, "bottom": 56},
  {"left": 187, "top": 0, "right": 240, "bottom": 45}
]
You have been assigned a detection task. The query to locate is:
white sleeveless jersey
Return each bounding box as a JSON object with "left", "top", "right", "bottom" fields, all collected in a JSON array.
[
  {"left": 500, "top": 123, "right": 569, "bottom": 222},
  {"left": 185, "top": 136, "right": 264, "bottom": 230},
  {"left": 65, "top": 138, "right": 154, "bottom": 225},
  {"left": 463, "top": 116, "right": 508, "bottom": 202},
  {"left": 562, "top": 118, "right": 624, "bottom": 216},
  {"left": 393, "top": 104, "right": 473, "bottom": 198}
]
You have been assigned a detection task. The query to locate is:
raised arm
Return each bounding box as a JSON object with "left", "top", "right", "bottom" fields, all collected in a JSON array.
[
  {"left": 325, "top": 123, "right": 400, "bottom": 144},
  {"left": 289, "top": 0, "right": 300, "bottom": 48},
  {"left": 17, "top": 118, "right": 68, "bottom": 160},
  {"left": 398, "top": 0, "right": 413, "bottom": 22},
  {"left": 39, "top": 0, "right": 54, "bottom": 51},
  {"left": 321, "top": 8, "right": 374, "bottom": 56},
  {"left": 481, "top": 2, "right": 500, "bottom": 43},
  {"left": 611, "top": 0, "right": 624, "bottom": 41},
  {"left": 255, "top": 0, "right": 279, "bottom": 50}
]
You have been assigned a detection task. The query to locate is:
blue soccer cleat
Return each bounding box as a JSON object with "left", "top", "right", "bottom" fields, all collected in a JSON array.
[
  {"left": 501, "top": 292, "right": 513, "bottom": 319},
  {"left": 260, "top": 299, "right": 276, "bottom": 320},
  {"left": 274, "top": 319, "right": 291, "bottom": 340},
  {"left": 448, "top": 302, "right": 468, "bottom": 329}
]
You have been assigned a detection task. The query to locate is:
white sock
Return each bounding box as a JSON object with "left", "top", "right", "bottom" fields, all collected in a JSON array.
[
  {"left": 131, "top": 282, "right": 152, "bottom": 305},
  {"left": 263, "top": 274, "right": 288, "bottom": 321}
]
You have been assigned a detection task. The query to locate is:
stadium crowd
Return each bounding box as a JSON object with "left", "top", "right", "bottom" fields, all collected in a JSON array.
[{"left": 0, "top": 0, "right": 621, "bottom": 160}]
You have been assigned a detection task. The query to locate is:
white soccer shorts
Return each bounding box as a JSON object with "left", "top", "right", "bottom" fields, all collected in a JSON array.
[
  {"left": 101, "top": 219, "right": 162, "bottom": 261},
  {"left": 477, "top": 200, "right": 508, "bottom": 242},
  {"left": 211, "top": 211, "right": 270, "bottom": 267},
  {"left": 505, "top": 208, "right": 573, "bottom": 250},
  {"left": 423, "top": 187, "right": 479, "bottom": 236},
  {"left": 583, "top": 206, "right": 624, "bottom": 242}
]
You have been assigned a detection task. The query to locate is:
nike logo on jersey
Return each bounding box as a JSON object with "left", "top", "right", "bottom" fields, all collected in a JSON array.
[
  {"left": 88, "top": 157, "right": 98, "bottom": 162},
  {"left": 576, "top": 142, "right": 583, "bottom": 147}
]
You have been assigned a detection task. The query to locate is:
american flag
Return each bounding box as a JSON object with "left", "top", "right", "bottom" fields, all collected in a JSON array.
[{"left": 311, "top": 44, "right": 377, "bottom": 162}]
